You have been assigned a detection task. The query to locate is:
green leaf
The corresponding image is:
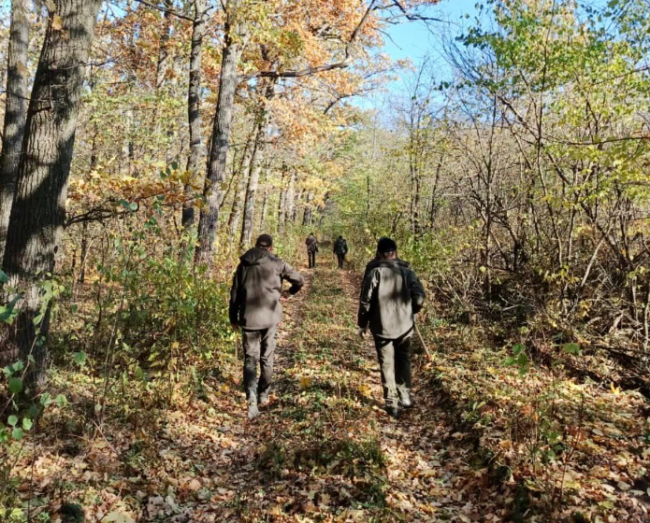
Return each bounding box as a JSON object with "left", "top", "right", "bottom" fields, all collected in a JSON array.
[
  {"left": 8, "top": 377, "right": 23, "bottom": 394},
  {"left": 0, "top": 294, "right": 23, "bottom": 324},
  {"left": 55, "top": 394, "right": 67, "bottom": 408},
  {"left": 40, "top": 393, "right": 52, "bottom": 407},
  {"left": 129, "top": 202, "right": 138, "bottom": 211},
  {"left": 562, "top": 343, "right": 581, "bottom": 356},
  {"left": 7, "top": 415, "right": 18, "bottom": 427},
  {"left": 22, "top": 418, "right": 33, "bottom": 431},
  {"left": 73, "top": 352, "right": 87, "bottom": 366},
  {"left": 12, "top": 427, "right": 23, "bottom": 440},
  {"left": 0, "top": 270, "right": 8, "bottom": 284},
  {"left": 3, "top": 360, "right": 24, "bottom": 377}
]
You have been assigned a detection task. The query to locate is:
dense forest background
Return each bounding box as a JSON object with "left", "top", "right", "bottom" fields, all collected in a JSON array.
[{"left": 0, "top": 0, "right": 649, "bottom": 522}]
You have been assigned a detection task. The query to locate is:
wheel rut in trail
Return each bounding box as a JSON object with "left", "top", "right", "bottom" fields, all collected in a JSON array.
[{"left": 175, "top": 259, "right": 485, "bottom": 523}]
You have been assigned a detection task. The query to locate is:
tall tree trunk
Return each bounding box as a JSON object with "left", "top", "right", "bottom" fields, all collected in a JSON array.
[
  {"left": 153, "top": 0, "right": 173, "bottom": 160},
  {"left": 78, "top": 126, "right": 98, "bottom": 284},
  {"left": 240, "top": 82, "right": 275, "bottom": 247},
  {"left": 259, "top": 181, "right": 268, "bottom": 232},
  {"left": 228, "top": 143, "right": 252, "bottom": 235},
  {"left": 3, "top": 0, "right": 103, "bottom": 387},
  {"left": 195, "top": 0, "right": 246, "bottom": 265},
  {"left": 0, "top": 0, "right": 30, "bottom": 264},
  {"left": 181, "top": 0, "right": 208, "bottom": 230},
  {"left": 292, "top": 189, "right": 303, "bottom": 222},
  {"left": 121, "top": 106, "right": 134, "bottom": 175},
  {"left": 155, "top": 0, "right": 173, "bottom": 91},
  {"left": 285, "top": 171, "right": 296, "bottom": 225},
  {"left": 277, "top": 170, "right": 288, "bottom": 233},
  {"left": 239, "top": 141, "right": 264, "bottom": 247},
  {"left": 302, "top": 193, "right": 313, "bottom": 226}
]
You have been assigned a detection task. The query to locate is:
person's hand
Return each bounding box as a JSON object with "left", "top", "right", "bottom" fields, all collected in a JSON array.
[
  {"left": 280, "top": 290, "right": 291, "bottom": 301},
  {"left": 231, "top": 322, "right": 240, "bottom": 331},
  {"left": 358, "top": 327, "right": 367, "bottom": 339}
]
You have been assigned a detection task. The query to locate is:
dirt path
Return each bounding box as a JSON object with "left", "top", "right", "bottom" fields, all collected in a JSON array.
[
  {"left": 13, "top": 258, "right": 649, "bottom": 522},
  {"left": 22, "top": 258, "right": 501, "bottom": 523},
  {"left": 160, "top": 258, "right": 485, "bottom": 523}
]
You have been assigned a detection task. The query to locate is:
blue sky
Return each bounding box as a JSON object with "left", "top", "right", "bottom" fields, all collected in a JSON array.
[
  {"left": 355, "top": 1, "right": 480, "bottom": 110},
  {"left": 383, "top": 0, "right": 480, "bottom": 63},
  {"left": 356, "top": 0, "right": 481, "bottom": 110}
]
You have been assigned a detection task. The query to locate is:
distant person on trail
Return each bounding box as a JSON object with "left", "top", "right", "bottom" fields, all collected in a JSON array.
[
  {"left": 306, "top": 232, "right": 319, "bottom": 268},
  {"left": 358, "top": 237, "right": 426, "bottom": 419},
  {"left": 229, "top": 234, "right": 305, "bottom": 420},
  {"left": 333, "top": 235, "right": 348, "bottom": 269}
]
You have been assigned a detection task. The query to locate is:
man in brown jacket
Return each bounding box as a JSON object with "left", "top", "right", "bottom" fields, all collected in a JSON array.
[
  {"left": 229, "top": 234, "right": 304, "bottom": 419},
  {"left": 305, "top": 233, "right": 318, "bottom": 268},
  {"left": 358, "top": 237, "right": 426, "bottom": 419}
]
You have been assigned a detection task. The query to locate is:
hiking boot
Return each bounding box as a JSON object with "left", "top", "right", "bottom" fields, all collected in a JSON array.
[
  {"left": 385, "top": 404, "right": 400, "bottom": 419},
  {"left": 248, "top": 403, "right": 260, "bottom": 420},
  {"left": 399, "top": 395, "right": 414, "bottom": 409},
  {"left": 247, "top": 392, "right": 260, "bottom": 420},
  {"left": 258, "top": 391, "right": 270, "bottom": 407}
]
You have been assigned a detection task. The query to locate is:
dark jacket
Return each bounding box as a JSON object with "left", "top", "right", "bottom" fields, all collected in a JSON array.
[
  {"left": 306, "top": 235, "right": 319, "bottom": 253},
  {"left": 358, "top": 258, "right": 426, "bottom": 339},
  {"left": 333, "top": 238, "right": 348, "bottom": 255},
  {"left": 229, "top": 248, "right": 304, "bottom": 330}
]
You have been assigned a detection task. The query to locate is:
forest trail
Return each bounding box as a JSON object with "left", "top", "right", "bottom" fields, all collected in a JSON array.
[
  {"left": 167, "top": 257, "right": 487, "bottom": 523},
  {"left": 15, "top": 256, "right": 649, "bottom": 523},
  {"left": 138, "top": 257, "right": 471, "bottom": 522}
]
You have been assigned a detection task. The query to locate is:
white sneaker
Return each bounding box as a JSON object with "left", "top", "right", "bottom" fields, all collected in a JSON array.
[{"left": 248, "top": 404, "right": 260, "bottom": 420}]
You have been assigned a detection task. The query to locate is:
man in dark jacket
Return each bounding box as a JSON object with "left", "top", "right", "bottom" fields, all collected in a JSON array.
[
  {"left": 358, "top": 237, "right": 426, "bottom": 418},
  {"left": 306, "top": 233, "right": 319, "bottom": 268},
  {"left": 333, "top": 235, "right": 348, "bottom": 269},
  {"left": 230, "top": 234, "right": 304, "bottom": 419}
]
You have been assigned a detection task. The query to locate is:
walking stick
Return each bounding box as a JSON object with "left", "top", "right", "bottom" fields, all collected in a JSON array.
[
  {"left": 414, "top": 323, "right": 433, "bottom": 360},
  {"left": 234, "top": 330, "right": 241, "bottom": 362}
]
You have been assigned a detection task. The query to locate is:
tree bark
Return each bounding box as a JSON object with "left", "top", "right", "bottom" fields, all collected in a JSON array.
[
  {"left": 3, "top": 0, "right": 103, "bottom": 387},
  {"left": 0, "top": 0, "right": 30, "bottom": 264},
  {"left": 240, "top": 82, "right": 275, "bottom": 247},
  {"left": 292, "top": 189, "right": 304, "bottom": 223},
  {"left": 195, "top": 0, "right": 246, "bottom": 265},
  {"left": 285, "top": 171, "right": 296, "bottom": 225},
  {"left": 302, "top": 193, "right": 313, "bottom": 226},
  {"left": 155, "top": 0, "right": 173, "bottom": 91},
  {"left": 277, "top": 170, "right": 288, "bottom": 233},
  {"left": 259, "top": 181, "right": 268, "bottom": 231},
  {"left": 181, "top": 0, "right": 208, "bottom": 230},
  {"left": 239, "top": 138, "right": 264, "bottom": 247},
  {"left": 228, "top": 141, "right": 252, "bottom": 235}
]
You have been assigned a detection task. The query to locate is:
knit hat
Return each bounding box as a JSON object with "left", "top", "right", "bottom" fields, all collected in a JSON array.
[
  {"left": 256, "top": 234, "right": 273, "bottom": 248},
  {"left": 377, "top": 237, "right": 397, "bottom": 254}
]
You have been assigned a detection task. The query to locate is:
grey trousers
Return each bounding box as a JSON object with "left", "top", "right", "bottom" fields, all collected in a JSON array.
[
  {"left": 242, "top": 325, "right": 278, "bottom": 402},
  {"left": 374, "top": 331, "right": 413, "bottom": 407}
]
